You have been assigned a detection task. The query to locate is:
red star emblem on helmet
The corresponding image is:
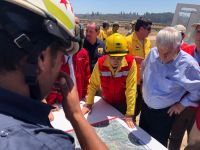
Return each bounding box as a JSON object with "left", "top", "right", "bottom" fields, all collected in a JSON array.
[{"left": 60, "top": 0, "right": 68, "bottom": 6}]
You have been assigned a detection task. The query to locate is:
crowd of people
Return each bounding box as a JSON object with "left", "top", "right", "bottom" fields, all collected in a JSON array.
[{"left": 0, "top": 0, "right": 200, "bottom": 150}]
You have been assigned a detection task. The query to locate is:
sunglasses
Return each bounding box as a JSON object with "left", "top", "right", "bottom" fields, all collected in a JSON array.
[
  {"left": 181, "top": 32, "right": 185, "bottom": 37},
  {"left": 143, "top": 26, "right": 151, "bottom": 31},
  {"left": 195, "top": 30, "right": 200, "bottom": 34}
]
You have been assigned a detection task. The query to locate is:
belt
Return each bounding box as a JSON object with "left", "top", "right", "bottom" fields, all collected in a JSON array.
[{"left": 144, "top": 102, "right": 170, "bottom": 112}]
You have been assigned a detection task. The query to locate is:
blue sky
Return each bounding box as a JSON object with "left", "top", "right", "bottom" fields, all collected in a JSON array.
[{"left": 70, "top": 0, "right": 199, "bottom": 14}]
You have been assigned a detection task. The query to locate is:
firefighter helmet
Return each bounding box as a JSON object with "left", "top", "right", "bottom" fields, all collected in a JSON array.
[
  {"left": 0, "top": 0, "right": 80, "bottom": 55},
  {"left": 0, "top": 0, "right": 82, "bottom": 99},
  {"left": 106, "top": 33, "right": 128, "bottom": 56}
]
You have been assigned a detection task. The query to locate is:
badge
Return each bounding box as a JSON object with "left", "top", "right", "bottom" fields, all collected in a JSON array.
[{"left": 98, "top": 48, "right": 104, "bottom": 54}]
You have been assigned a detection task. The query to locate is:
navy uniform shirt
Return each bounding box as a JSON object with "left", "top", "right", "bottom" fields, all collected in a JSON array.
[
  {"left": 83, "top": 38, "right": 105, "bottom": 73},
  {"left": 0, "top": 87, "right": 75, "bottom": 150}
]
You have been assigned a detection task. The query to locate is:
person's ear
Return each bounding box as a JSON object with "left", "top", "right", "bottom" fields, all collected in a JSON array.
[{"left": 38, "top": 49, "right": 48, "bottom": 71}]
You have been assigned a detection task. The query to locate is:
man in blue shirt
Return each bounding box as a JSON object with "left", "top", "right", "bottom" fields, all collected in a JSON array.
[
  {"left": 83, "top": 22, "right": 106, "bottom": 73},
  {"left": 168, "top": 24, "right": 198, "bottom": 150},
  {"left": 140, "top": 27, "right": 200, "bottom": 147},
  {"left": 0, "top": 1, "right": 107, "bottom": 150}
]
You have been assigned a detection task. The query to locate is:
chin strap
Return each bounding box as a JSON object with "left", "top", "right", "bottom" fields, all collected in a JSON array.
[
  {"left": 24, "top": 37, "right": 55, "bottom": 100},
  {"left": 0, "top": 15, "right": 43, "bottom": 100},
  {"left": 24, "top": 52, "right": 42, "bottom": 100}
]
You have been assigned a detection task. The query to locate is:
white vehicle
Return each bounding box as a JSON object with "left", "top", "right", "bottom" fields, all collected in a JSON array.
[{"left": 172, "top": 3, "right": 200, "bottom": 44}]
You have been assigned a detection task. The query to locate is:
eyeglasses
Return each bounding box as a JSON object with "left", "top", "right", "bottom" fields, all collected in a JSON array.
[
  {"left": 143, "top": 26, "right": 151, "bottom": 31},
  {"left": 181, "top": 32, "right": 185, "bottom": 37},
  {"left": 195, "top": 30, "right": 200, "bottom": 34}
]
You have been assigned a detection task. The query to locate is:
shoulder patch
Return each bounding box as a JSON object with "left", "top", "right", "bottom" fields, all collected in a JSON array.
[{"left": 98, "top": 48, "right": 104, "bottom": 54}]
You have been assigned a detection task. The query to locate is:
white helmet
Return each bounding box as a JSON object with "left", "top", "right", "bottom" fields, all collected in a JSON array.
[
  {"left": 0, "top": 0, "right": 82, "bottom": 99},
  {"left": 1, "top": 0, "right": 80, "bottom": 55}
]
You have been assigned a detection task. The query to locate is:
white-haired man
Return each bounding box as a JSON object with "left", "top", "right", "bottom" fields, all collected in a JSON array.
[{"left": 140, "top": 27, "right": 200, "bottom": 147}]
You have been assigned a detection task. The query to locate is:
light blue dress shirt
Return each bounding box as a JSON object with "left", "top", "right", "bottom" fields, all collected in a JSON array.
[
  {"left": 194, "top": 48, "right": 200, "bottom": 64},
  {"left": 142, "top": 47, "right": 200, "bottom": 109}
]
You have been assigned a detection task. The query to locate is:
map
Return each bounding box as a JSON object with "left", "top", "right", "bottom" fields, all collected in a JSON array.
[
  {"left": 51, "top": 97, "right": 167, "bottom": 150},
  {"left": 69, "top": 119, "right": 149, "bottom": 150}
]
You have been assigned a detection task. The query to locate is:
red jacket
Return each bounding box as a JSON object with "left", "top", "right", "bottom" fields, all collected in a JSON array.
[
  {"left": 182, "top": 44, "right": 196, "bottom": 56},
  {"left": 98, "top": 55, "right": 134, "bottom": 105},
  {"left": 182, "top": 44, "right": 200, "bottom": 65},
  {"left": 181, "top": 42, "right": 189, "bottom": 50},
  {"left": 46, "top": 48, "right": 90, "bottom": 104}
]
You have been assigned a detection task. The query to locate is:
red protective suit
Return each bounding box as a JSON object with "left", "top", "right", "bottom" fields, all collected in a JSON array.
[
  {"left": 46, "top": 48, "right": 90, "bottom": 104},
  {"left": 98, "top": 55, "right": 134, "bottom": 105}
]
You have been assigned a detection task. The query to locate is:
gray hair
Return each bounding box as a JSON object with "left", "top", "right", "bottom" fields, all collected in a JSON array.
[{"left": 156, "top": 27, "right": 182, "bottom": 49}]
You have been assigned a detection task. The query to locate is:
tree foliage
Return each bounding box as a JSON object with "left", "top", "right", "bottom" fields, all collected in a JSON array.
[{"left": 76, "top": 12, "right": 174, "bottom": 25}]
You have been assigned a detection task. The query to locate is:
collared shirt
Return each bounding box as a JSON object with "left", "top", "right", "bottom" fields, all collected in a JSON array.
[
  {"left": 126, "top": 32, "right": 151, "bottom": 84},
  {"left": 98, "top": 29, "right": 109, "bottom": 42},
  {"left": 0, "top": 87, "right": 74, "bottom": 150},
  {"left": 126, "top": 32, "right": 151, "bottom": 60},
  {"left": 86, "top": 55, "right": 137, "bottom": 115},
  {"left": 64, "top": 55, "right": 76, "bottom": 84},
  {"left": 142, "top": 47, "right": 200, "bottom": 109},
  {"left": 83, "top": 38, "right": 105, "bottom": 73}
]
